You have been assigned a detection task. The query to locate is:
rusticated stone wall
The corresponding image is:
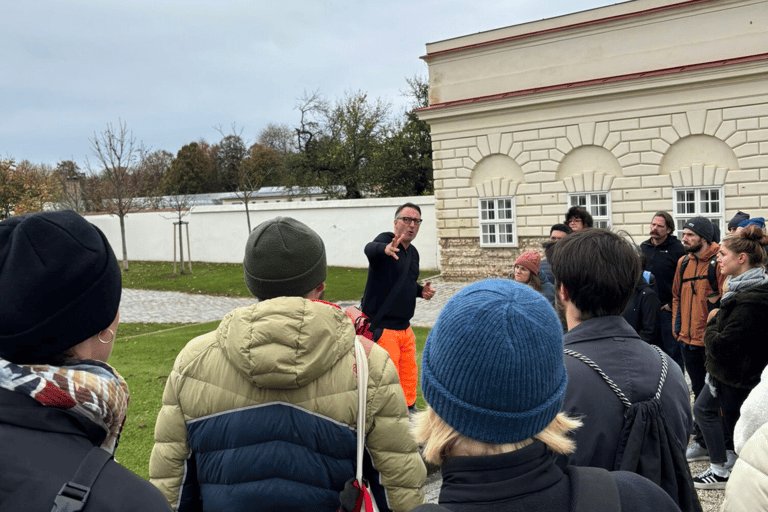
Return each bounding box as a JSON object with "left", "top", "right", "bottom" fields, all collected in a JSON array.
[{"left": 439, "top": 236, "right": 548, "bottom": 281}]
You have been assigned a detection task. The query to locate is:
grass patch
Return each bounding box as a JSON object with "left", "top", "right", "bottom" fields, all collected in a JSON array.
[
  {"left": 111, "top": 322, "right": 218, "bottom": 479},
  {"left": 120, "top": 261, "right": 440, "bottom": 303},
  {"left": 113, "top": 322, "right": 432, "bottom": 479}
]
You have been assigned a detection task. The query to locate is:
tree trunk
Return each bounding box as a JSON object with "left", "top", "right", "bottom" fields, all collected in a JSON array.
[
  {"left": 119, "top": 214, "right": 129, "bottom": 271},
  {"left": 244, "top": 199, "right": 252, "bottom": 233},
  {"left": 178, "top": 222, "right": 185, "bottom": 274}
]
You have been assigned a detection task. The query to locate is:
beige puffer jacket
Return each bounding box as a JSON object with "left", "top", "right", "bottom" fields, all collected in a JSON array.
[
  {"left": 721, "top": 422, "right": 768, "bottom": 512},
  {"left": 149, "top": 297, "right": 425, "bottom": 511}
]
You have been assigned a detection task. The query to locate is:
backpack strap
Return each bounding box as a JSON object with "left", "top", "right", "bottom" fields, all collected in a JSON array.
[
  {"left": 679, "top": 254, "right": 719, "bottom": 293},
  {"left": 564, "top": 345, "right": 668, "bottom": 407},
  {"left": 51, "top": 447, "right": 112, "bottom": 512},
  {"left": 569, "top": 466, "right": 621, "bottom": 512},
  {"left": 564, "top": 349, "right": 631, "bottom": 408}
]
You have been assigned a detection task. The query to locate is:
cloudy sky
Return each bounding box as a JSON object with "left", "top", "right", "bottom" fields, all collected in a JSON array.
[{"left": 1, "top": 0, "right": 615, "bottom": 168}]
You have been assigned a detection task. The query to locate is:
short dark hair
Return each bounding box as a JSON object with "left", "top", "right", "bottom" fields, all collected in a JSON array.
[
  {"left": 565, "top": 206, "right": 594, "bottom": 228},
  {"left": 395, "top": 202, "right": 421, "bottom": 218},
  {"left": 550, "top": 223, "right": 572, "bottom": 235},
  {"left": 653, "top": 211, "right": 675, "bottom": 233},
  {"left": 547, "top": 229, "right": 640, "bottom": 320}
]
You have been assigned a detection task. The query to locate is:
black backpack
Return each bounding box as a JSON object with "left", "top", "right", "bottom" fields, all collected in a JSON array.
[
  {"left": 564, "top": 346, "right": 702, "bottom": 512},
  {"left": 679, "top": 254, "right": 720, "bottom": 309}
]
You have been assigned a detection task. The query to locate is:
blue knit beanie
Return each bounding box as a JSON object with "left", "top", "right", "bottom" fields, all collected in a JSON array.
[
  {"left": 738, "top": 217, "right": 765, "bottom": 229},
  {"left": 421, "top": 279, "right": 567, "bottom": 444}
]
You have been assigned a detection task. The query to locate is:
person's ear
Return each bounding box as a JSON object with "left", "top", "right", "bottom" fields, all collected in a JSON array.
[{"left": 558, "top": 283, "right": 569, "bottom": 304}]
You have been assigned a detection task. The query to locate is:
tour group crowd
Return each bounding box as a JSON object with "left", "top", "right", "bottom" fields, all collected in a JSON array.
[{"left": 1, "top": 202, "right": 767, "bottom": 512}]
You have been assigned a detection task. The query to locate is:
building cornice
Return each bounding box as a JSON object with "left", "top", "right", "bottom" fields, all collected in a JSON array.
[
  {"left": 416, "top": 53, "right": 768, "bottom": 118},
  {"left": 422, "top": 0, "right": 720, "bottom": 60}
]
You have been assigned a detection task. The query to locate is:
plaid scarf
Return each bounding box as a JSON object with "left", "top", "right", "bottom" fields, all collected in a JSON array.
[{"left": 0, "top": 357, "right": 129, "bottom": 453}]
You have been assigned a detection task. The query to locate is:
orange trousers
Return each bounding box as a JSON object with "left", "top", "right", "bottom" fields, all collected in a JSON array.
[{"left": 377, "top": 327, "right": 417, "bottom": 407}]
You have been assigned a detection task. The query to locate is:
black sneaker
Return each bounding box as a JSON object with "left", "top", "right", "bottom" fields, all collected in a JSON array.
[{"left": 692, "top": 467, "right": 729, "bottom": 490}]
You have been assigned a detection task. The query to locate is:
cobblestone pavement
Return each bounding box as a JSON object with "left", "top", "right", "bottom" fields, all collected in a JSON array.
[{"left": 120, "top": 281, "right": 722, "bottom": 510}]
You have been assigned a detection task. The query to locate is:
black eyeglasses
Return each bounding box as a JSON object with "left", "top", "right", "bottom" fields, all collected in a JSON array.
[{"left": 397, "top": 216, "right": 422, "bottom": 225}]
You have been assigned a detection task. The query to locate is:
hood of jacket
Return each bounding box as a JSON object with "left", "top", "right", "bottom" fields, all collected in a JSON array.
[{"left": 216, "top": 297, "right": 356, "bottom": 390}]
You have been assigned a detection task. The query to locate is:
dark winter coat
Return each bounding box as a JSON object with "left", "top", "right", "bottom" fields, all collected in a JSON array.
[
  {"left": 435, "top": 441, "right": 682, "bottom": 512},
  {"left": 0, "top": 388, "right": 171, "bottom": 512},
  {"left": 705, "top": 282, "right": 768, "bottom": 389},
  {"left": 622, "top": 276, "right": 661, "bottom": 343},
  {"left": 641, "top": 235, "right": 685, "bottom": 307},
  {"left": 361, "top": 232, "right": 423, "bottom": 331},
  {"left": 559, "top": 316, "right": 692, "bottom": 470}
]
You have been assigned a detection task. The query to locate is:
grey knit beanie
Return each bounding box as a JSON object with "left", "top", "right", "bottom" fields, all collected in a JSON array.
[
  {"left": 684, "top": 216, "right": 715, "bottom": 243},
  {"left": 0, "top": 211, "right": 122, "bottom": 364},
  {"left": 243, "top": 217, "right": 327, "bottom": 300},
  {"left": 421, "top": 279, "right": 567, "bottom": 444}
]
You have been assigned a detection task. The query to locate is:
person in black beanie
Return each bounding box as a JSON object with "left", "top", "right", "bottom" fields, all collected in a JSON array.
[{"left": 0, "top": 210, "right": 171, "bottom": 512}]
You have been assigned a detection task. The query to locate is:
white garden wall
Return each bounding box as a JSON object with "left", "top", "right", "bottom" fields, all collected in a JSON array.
[{"left": 84, "top": 196, "right": 439, "bottom": 269}]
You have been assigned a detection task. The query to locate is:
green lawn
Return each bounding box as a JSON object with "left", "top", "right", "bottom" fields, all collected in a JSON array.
[
  {"left": 113, "top": 322, "right": 431, "bottom": 479},
  {"left": 121, "top": 261, "right": 440, "bottom": 303}
]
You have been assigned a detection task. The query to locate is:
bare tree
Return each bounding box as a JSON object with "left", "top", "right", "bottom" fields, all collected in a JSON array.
[
  {"left": 235, "top": 144, "right": 281, "bottom": 232},
  {"left": 163, "top": 191, "right": 194, "bottom": 274},
  {"left": 87, "top": 119, "right": 147, "bottom": 271}
]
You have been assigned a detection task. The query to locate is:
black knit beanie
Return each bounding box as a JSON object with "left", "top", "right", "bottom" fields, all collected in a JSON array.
[
  {"left": 243, "top": 217, "right": 327, "bottom": 300},
  {"left": 728, "top": 211, "right": 750, "bottom": 230},
  {"left": 684, "top": 216, "right": 715, "bottom": 243},
  {"left": 0, "top": 211, "right": 122, "bottom": 364}
]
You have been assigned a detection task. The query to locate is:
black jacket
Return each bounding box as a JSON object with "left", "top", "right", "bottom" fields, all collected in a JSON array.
[
  {"left": 361, "top": 232, "right": 423, "bottom": 331},
  {"left": 705, "top": 282, "right": 768, "bottom": 389},
  {"left": 641, "top": 235, "right": 685, "bottom": 307},
  {"left": 622, "top": 276, "right": 660, "bottom": 343},
  {"left": 559, "top": 317, "right": 692, "bottom": 471},
  {"left": 0, "top": 388, "right": 171, "bottom": 512},
  {"left": 436, "top": 442, "right": 681, "bottom": 512}
]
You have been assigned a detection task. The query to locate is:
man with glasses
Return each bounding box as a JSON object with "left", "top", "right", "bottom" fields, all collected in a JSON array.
[{"left": 361, "top": 203, "right": 435, "bottom": 410}]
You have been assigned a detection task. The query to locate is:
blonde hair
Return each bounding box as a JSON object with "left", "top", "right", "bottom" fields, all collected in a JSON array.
[{"left": 413, "top": 406, "right": 582, "bottom": 465}]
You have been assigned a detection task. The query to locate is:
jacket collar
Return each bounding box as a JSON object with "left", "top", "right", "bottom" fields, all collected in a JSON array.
[
  {"left": 439, "top": 441, "right": 563, "bottom": 503},
  {"left": 563, "top": 316, "right": 639, "bottom": 346}
]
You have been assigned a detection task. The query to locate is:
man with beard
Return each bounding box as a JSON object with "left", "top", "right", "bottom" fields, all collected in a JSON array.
[
  {"left": 641, "top": 212, "right": 685, "bottom": 369},
  {"left": 361, "top": 203, "right": 435, "bottom": 410},
  {"left": 672, "top": 216, "right": 726, "bottom": 461}
]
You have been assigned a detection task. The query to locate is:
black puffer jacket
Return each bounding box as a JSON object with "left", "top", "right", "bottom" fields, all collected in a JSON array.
[
  {"left": 0, "top": 388, "right": 171, "bottom": 512},
  {"left": 705, "top": 282, "right": 768, "bottom": 389}
]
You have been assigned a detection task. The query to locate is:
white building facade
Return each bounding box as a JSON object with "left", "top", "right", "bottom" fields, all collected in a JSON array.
[{"left": 418, "top": 0, "right": 768, "bottom": 280}]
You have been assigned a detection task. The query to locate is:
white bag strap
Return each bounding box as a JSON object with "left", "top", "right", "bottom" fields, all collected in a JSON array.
[{"left": 354, "top": 337, "right": 369, "bottom": 484}]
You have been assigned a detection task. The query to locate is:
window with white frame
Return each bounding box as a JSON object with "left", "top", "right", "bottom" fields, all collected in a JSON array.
[
  {"left": 568, "top": 192, "right": 611, "bottom": 229},
  {"left": 479, "top": 197, "right": 516, "bottom": 247},
  {"left": 673, "top": 187, "right": 724, "bottom": 238}
]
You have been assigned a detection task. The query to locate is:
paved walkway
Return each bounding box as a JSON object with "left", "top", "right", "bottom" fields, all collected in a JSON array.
[{"left": 120, "top": 280, "right": 471, "bottom": 327}]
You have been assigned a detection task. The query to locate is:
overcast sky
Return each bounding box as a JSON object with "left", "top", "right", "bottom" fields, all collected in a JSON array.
[{"left": 1, "top": 0, "right": 616, "bottom": 169}]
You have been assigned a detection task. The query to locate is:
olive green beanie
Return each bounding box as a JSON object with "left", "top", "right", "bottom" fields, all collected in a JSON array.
[{"left": 243, "top": 217, "right": 327, "bottom": 300}]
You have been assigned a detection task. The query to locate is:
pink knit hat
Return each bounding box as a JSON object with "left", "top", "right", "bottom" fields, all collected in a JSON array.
[{"left": 514, "top": 250, "right": 541, "bottom": 275}]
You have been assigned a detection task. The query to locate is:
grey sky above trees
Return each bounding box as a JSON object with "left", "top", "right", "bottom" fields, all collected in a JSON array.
[{"left": 1, "top": 0, "right": 611, "bottom": 168}]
